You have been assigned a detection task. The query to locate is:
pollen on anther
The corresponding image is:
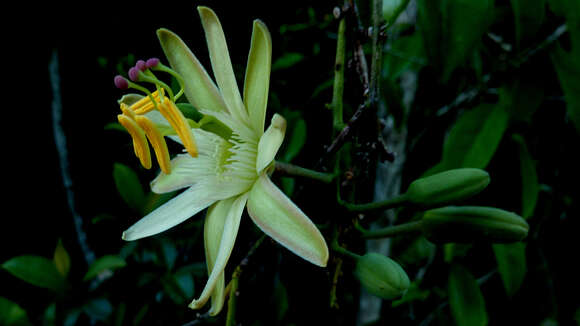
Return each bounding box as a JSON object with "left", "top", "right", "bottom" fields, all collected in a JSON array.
[{"left": 114, "top": 75, "right": 129, "bottom": 90}]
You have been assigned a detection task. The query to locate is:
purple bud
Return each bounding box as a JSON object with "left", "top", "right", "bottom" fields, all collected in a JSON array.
[
  {"left": 136, "top": 59, "right": 147, "bottom": 71},
  {"left": 128, "top": 67, "right": 140, "bottom": 82},
  {"left": 146, "top": 57, "right": 160, "bottom": 68},
  {"left": 114, "top": 75, "right": 129, "bottom": 90}
]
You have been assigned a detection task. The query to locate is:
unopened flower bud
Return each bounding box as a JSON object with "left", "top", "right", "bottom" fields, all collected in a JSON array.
[
  {"left": 421, "top": 206, "right": 529, "bottom": 243},
  {"left": 354, "top": 253, "right": 410, "bottom": 300},
  {"left": 405, "top": 168, "right": 490, "bottom": 207}
]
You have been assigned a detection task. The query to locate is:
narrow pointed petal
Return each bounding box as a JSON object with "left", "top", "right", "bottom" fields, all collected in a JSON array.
[
  {"left": 256, "top": 114, "right": 286, "bottom": 174},
  {"left": 198, "top": 6, "right": 249, "bottom": 123},
  {"left": 244, "top": 19, "right": 272, "bottom": 134},
  {"left": 157, "top": 28, "right": 228, "bottom": 113},
  {"left": 122, "top": 182, "right": 218, "bottom": 241},
  {"left": 203, "top": 198, "right": 233, "bottom": 315},
  {"left": 247, "top": 175, "right": 328, "bottom": 267},
  {"left": 150, "top": 155, "right": 197, "bottom": 193},
  {"left": 190, "top": 194, "right": 248, "bottom": 312}
]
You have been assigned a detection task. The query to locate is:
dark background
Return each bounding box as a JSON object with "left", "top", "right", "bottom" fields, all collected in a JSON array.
[{"left": 3, "top": 0, "right": 580, "bottom": 325}]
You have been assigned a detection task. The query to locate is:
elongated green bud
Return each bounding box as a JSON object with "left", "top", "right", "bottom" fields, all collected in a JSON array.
[
  {"left": 405, "top": 168, "right": 490, "bottom": 207},
  {"left": 421, "top": 206, "right": 529, "bottom": 243},
  {"left": 353, "top": 253, "right": 410, "bottom": 300}
]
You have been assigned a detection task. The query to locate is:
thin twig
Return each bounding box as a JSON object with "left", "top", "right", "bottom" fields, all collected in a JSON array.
[
  {"left": 50, "top": 50, "right": 95, "bottom": 267},
  {"left": 512, "top": 24, "right": 568, "bottom": 66},
  {"left": 225, "top": 235, "right": 267, "bottom": 326}
]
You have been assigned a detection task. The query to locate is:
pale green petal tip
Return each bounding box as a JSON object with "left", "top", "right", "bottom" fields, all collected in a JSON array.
[
  {"left": 256, "top": 114, "right": 286, "bottom": 173},
  {"left": 247, "top": 175, "right": 329, "bottom": 268}
]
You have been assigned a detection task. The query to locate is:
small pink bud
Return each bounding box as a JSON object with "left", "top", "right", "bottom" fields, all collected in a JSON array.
[
  {"left": 136, "top": 60, "right": 147, "bottom": 71},
  {"left": 128, "top": 67, "right": 140, "bottom": 82},
  {"left": 114, "top": 75, "right": 129, "bottom": 90},
  {"left": 146, "top": 57, "right": 160, "bottom": 68}
]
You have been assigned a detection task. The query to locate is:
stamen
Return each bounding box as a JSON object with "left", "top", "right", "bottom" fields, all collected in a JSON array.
[
  {"left": 120, "top": 103, "right": 136, "bottom": 119},
  {"left": 131, "top": 90, "right": 164, "bottom": 115},
  {"left": 158, "top": 99, "right": 198, "bottom": 157},
  {"left": 135, "top": 116, "right": 172, "bottom": 174},
  {"left": 117, "top": 114, "right": 152, "bottom": 169}
]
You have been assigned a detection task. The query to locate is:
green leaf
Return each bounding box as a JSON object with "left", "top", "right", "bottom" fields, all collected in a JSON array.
[
  {"left": 0, "top": 297, "right": 31, "bottom": 326},
  {"left": 2, "top": 256, "right": 66, "bottom": 292},
  {"left": 83, "top": 298, "right": 112, "bottom": 321},
  {"left": 281, "top": 118, "right": 306, "bottom": 163},
  {"left": 503, "top": 75, "right": 545, "bottom": 123},
  {"left": 272, "top": 52, "right": 304, "bottom": 71},
  {"left": 83, "top": 255, "right": 127, "bottom": 281},
  {"left": 426, "top": 103, "right": 510, "bottom": 176},
  {"left": 176, "top": 103, "right": 203, "bottom": 122},
  {"left": 53, "top": 239, "right": 71, "bottom": 278},
  {"left": 43, "top": 303, "right": 55, "bottom": 326},
  {"left": 391, "top": 281, "right": 430, "bottom": 307},
  {"left": 273, "top": 279, "right": 289, "bottom": 322},
  {"left": 448, "top": 264, "right": 488, "bottom": 326},
  {"left": 383, "top": 0, "right": 411, "bottom": 25},
  {"left": 511, "top": 0, "right": 546, "bottom": 48},
  {"left": 417, "top": 0, "right": 443, "bottom": 67},
  {"left": 444, "top": 243, "right": 472, "bottom": 263},
  {"left": 552, "top": 45, "right": 580, "bottom": 134},
  {"left": 161, "top": 273, "right": 193, "bottom": 305},
  {"left": 441, "top": 0, "right": 493, "bottom": 80},
  {"left": 513, "top": 135, "right": 539, "bottom": 219},
  {"left": 383, "top": 33, "right": 426, "bottom": 81},
  {"left": 493, "top": 243, "right": 527, "bottom": 297},
  {"left": 550, "top": 0, "right": 580, "bottom": 133},
  {"left": 113, "top": 163, "right": 146, "bottom": 213}
]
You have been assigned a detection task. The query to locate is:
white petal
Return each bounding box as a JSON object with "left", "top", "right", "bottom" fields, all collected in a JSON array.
[
  {"left": 246, "top": 174, "right": 328, "bottom": 267},
  {"left": 256, "top": 114, "right": 286, "bottom": 174},
  {"left": 122, "top": 182, "right": 218, "bottom": 241},
  {"left": 244, "top": 19, "right": 272, "bottom": 134},
  {"left": 203, "top": 200, "right": 230, "bottom": 316},
  {"left": 198, "top": 6, "right": 250, "bottom": 125},
  {"left": 151, "top": 129, "right": 231, "bottom": 193},
  {"left": 157, "top": 28, "right": 229, "bottom": 113},
  {"left": 189, "top": 193, "right": 248, "bottom": 311}
]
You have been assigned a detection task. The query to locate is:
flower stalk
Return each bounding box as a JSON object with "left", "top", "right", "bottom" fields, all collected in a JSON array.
[
  {"left": 274, "top": 161, "right": 335, "bottom": 183},
  {"left": 357, "top": 220, "right": 424, "bottom": 239}
]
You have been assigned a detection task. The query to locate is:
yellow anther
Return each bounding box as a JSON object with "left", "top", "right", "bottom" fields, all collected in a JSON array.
[
  {"left": 135, "top": 116, "right": 172, "bottom": 174},
  {"left": 120, "top": 103, "right": 136, "bottom": 119},
  {"left": 117, "top": 114, "right": 152, "bottom": 169},
  {"left": 158, "top": 99, "right": 198, "bottom": 157},
  {"left": 132, "top": 89, "right": 165, "bottom": 115}
]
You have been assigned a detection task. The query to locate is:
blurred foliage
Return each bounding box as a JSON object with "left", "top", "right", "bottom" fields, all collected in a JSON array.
[{"left": 3, "top": 0, "right": 580, "bottom": 325}]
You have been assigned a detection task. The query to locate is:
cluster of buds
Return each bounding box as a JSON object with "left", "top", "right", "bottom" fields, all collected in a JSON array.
[{"left": 113, "top": 58, "right": 197, "bottom": 174}]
